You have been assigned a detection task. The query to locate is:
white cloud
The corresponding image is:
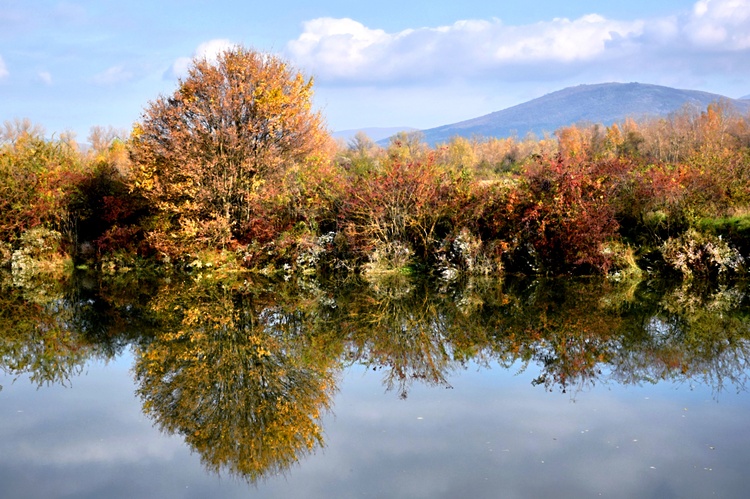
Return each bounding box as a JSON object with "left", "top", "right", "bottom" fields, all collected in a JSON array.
[
  {"left": 38, "top": 71, "right": 52, "bottom": 85},
  {"left": 286, "top": 0, "right": 750, "bottom": 85},
  {"left": 169, "top": 38, "right": 235, "bottom": 79},
  {"left": 288, "top": 18, "right": 389, "bottom": 79},
  {"left": 287, "top": 15, "right": 644, "bottom": 82},
  {"left": 686, "top": 0, "right": 750, "bottom": 48},
  {"left": 0, "top": 55, "right": 8, "bottom": 80},
  {"left": 489, "top": 15, "right": 645, "bottom": 63},
  {"left": 93, "top": 65, "right": 133, "bottom": 85}
]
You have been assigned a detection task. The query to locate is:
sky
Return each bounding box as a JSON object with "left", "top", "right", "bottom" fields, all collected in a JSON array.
[{"left": 1, "top": 0, "right": 750, "bottom": 140}]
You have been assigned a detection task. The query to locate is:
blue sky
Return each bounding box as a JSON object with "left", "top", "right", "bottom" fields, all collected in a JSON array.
[{"left": 2, "top": 0, "right": 749, "bottom": 140}]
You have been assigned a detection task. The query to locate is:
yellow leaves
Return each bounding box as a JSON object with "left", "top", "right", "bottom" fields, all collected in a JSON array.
[
  {"left": 179, "top": 86, "right": 198, "bottom": 104},
  {"left": 250, "top": 176, "right": 265, "bottom": 192},
  {"left": 605, "top": 124, "right": 624, "bottom": 153},
  {"left": 445, "top": 136, "right": 477, "bottom": 169},
  {"left": 183, "top": 306, "right": 202, "bottom": 326},
  {"left": 132, "top": 163, "right": 156, "bottom": 191},
  {"left": 134, "top": 289, "right": 333, "bottom": 479},
  {"left": 180, "top": 217, "right": 200, "bottom": 238},
  {"left": 131, "top": 123, "right": 144, "bottom": 139},
  {"left": 246, "top": 333, "right": 274, "bottom": 357},
  {"left": 130, "top": 45, "right": 329, "bottom": 256}
]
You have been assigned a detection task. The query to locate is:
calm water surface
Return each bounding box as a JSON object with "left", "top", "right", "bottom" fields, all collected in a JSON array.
[{"left": 1, "top": 272, "right": 749, "bottom": 498}]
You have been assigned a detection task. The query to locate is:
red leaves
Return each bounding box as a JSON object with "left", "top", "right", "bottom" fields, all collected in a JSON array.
[
  {"left": 0, "top": 138, "right": 85, "bottom": 245},
  {"left": 338, "top": 157, "right": 465, "bottom": 263},
  {"left": 517, "top": 155, "right": 620, "bottom": 273}
]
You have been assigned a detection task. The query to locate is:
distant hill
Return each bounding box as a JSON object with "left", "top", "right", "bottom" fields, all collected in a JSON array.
[
  {"left": 740, "top": 94, "right": 750, "bottom": 100},
  {"left": 332, "top": 126, "right": 418, "bottom": 143},
  {"left": 419, "top": 82, "right": 750, "bottom": 145}
]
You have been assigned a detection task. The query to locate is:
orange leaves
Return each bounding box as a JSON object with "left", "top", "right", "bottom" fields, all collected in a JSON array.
[
  {"left": 130, "top": 46, "right": 331, "bottom": 256},
  {"left": 556, "top": 125, "right": 588, "bottom": 161},
  {"left": 133, "top": 279, "right": 337, "bottom": 480}
]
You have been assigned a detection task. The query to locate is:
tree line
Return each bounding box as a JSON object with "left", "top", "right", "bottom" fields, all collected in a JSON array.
[{"left": 1, "top": 46, "right": 749, "bottom": 281}]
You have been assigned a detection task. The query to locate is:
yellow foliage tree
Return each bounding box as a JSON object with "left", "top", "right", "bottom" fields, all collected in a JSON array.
[
  {"left": 130, "top": 45, "right": 330, "bottom": 254},
  {"left": 444, "top": 136, "right": 477, "bottom": 170}
]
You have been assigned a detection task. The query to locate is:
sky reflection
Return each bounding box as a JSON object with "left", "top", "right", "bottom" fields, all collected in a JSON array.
[
  {"left": 304, "top": 364, "right": 750, "bottom": 499},
  {"left": 4, "top": 354, "right": 747, "bottom": 499},
  {"left": 0, "top": 354, "right": 245, "bottom": 499}
]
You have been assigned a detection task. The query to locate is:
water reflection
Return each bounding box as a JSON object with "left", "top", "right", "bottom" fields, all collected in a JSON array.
[
  {"left": 1, "top": 269, "right": 750, "bottom": 484},
  {"left": 0, "top": 270, "right": 146, "bottom": 387},
  {"left": 133, "top": 279, "right": 336, "bottom": 480}
]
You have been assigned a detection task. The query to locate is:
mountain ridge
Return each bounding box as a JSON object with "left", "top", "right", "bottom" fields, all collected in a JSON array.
[{"left": 407, "top": 82, "right": 750, "bottom": 145}]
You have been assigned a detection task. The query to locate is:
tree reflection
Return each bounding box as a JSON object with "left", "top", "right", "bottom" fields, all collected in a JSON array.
[
  {"left": 496, "top": 278, "right": 626, "bottom": 394},
  {"left": 133, "top": 277, "right": 337, "bottom": 481},
  {"left": 611, "top": 280, "right": 750, "bottom": 392},
  {"left": 0, "top": 270, "right": 145, "bottom": 388},
  {"left": 326, "top": 276, "right": 750, "bottom": 397},
  {"left": 331, "top": 276, "right": 462, "bottom": 398},
  {"left": 3, "top": 268, "right": 750, "bottom": 481}
]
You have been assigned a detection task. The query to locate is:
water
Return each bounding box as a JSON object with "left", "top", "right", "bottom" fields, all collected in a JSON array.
[{"left": 1, "top": 272, "right": 750, "bottom": 498}]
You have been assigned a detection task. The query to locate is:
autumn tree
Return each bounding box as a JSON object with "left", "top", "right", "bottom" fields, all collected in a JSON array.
[
  {"left": 437, "top": 136, "right": 477, "bottom": 170},
  {"left": 347, "top": 131, "right": 378, "bottom": 158},
  {"left": 338, "top": 131, "right": 383, "bottom": 173},
  {"left": 339, "top": 156, "right": 469, "bottom": 272},
  {"left": 130, "top": 45, "right": 330, "bottom": 255},
  {"left": 516, "top": 155, "right": 621, "bottom": 274},
  {"left": 0, "top": 118, "right": 45, "bottom": 146},
  {"left": 386, "top": 131, "right": 428, "bottom": 163}
]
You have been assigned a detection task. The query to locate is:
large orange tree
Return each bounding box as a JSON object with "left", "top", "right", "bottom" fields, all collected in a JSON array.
[{"left": 130, "top": 46, "right": 330, "bottom": 255}]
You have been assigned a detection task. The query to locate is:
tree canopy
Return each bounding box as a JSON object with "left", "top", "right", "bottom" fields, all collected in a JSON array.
[{"left": 130, "top": 46, "right": 330, "bottom": 253}]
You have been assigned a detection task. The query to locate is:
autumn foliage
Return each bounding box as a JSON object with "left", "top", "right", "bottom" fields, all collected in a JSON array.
[
  {"left": 338, "top": 154, "right": 467, "bottom": 269},
  {"left": 515, "top": 155, "right": 620, "bottom": 273},
  {"left": 129, "top": 46, "right": 331, "bottom": 255},
  {"left": 0, "top": 125, "right": 83, "bottom": 247},
  {"left": 2, "top": 49, "right": 750, "bottom": 281}
]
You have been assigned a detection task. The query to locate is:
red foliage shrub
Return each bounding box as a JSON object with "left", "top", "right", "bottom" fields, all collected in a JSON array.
[
  {"left": 0, "top": 137, "right": 85, "bottom": 250},
  {"left": 338, "top": 156, "right": 467, "bottom": 266},
  {"left": 515, "top": 155, "right": 621, "bottom": 273}
]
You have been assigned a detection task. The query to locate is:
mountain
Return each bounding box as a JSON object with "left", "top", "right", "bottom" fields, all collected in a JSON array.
[
  {"left": 420, "top": 82, "right": 750, "bottom": 145},
  {"left": 740, "top": 94, "right": 750, "bottom": 100},
  {"left": 333, "top": 126, "right": 418, "bottom": 143}
]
